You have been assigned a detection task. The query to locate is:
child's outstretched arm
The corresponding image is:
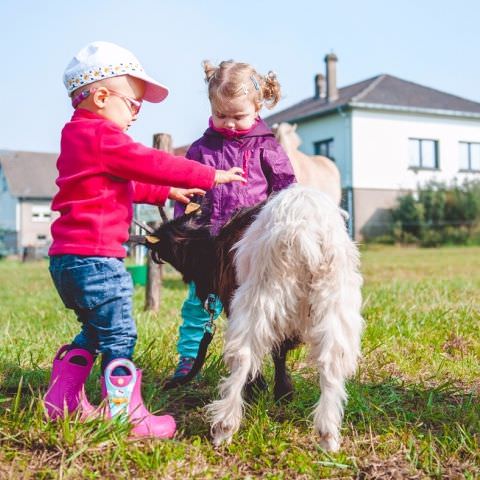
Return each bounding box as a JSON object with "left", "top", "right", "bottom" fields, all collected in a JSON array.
[
  {"left": 169, "top": 188, "right": 206, "bottom": 204},
  {"left": 131, "top": 168, "right": 245, "bottom": 208},
  {"left": 101, "top": 123, "right": 216, "bottom": 190},
  {"left": 101, "top": 124, "right": 246, "bottom": 191}
]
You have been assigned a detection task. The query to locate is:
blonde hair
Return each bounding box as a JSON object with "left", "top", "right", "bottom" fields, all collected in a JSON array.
[{"left": 203, "top": 60, "right": 281, "bottom": 111}]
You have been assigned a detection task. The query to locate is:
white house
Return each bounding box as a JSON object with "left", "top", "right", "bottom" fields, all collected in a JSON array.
[
  {"left": 266, "top": 54, "right": 480, "bottom": 239},
  {"left": 0, "top": 151, "right": 58, "bottom": 256}
]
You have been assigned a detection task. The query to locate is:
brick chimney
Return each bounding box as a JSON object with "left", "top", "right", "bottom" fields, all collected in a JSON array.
[
  {"left": 314, "top": 73, "right": 326, "bottom": 99},
  {"left": 324, "top": 53, "right": 338, "bottom": 102}
]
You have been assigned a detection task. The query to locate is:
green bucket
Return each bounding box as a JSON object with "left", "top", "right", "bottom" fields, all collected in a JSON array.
[{"left": 127, "top": 264, "right": 147, "bottom": 286}]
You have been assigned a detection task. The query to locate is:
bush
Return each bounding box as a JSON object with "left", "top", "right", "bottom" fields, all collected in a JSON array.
[
  {"left": 419, "top": 229, "right": 443, "bottom": 247},
  {"left": 391, "top": 194, "right": 424, "bottom": 238},
  {"left": 372, "top": 180, "right": 480, "bottom": 247},
  {"left": 443, "top": 226, "right": 470, "bottom": 245},
  {"left": 367, "top": 234, "right": 396, "bottom": 245}
]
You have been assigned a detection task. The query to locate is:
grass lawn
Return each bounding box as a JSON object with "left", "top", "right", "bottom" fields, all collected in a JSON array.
[{"left": 0, "top": 246, "right": 479, "bottom": 479}]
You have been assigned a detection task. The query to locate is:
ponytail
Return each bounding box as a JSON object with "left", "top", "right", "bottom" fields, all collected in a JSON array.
[
  {"left": 260, "top": 71, "right": 281, "bottom": 109},
  {"left": 202, "top": 59, "right": 218, "bottom": 84}
]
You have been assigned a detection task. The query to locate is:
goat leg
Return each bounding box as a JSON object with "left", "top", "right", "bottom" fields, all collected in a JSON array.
[
  {"left": 243, "top": 372, "right": 268, "bottom": 402},
  {"left": 273, "top": 337, "right": 300, "bottom": 402}
]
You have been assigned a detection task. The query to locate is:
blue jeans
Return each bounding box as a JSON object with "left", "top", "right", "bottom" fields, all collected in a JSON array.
[
  {"left": 177, "top": 282, "right": 223, "bottom": 359},
  {"left": 49, "top": 255, "right": 137, "bottom": 370}
]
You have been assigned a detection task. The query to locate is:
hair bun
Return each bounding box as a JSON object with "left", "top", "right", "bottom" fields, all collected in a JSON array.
[
  {"left": 202, "top": 60, "right": 217, "bottom": 83},
  {"left": 265, "top": 71, "right": 277, "bottom": 82}
]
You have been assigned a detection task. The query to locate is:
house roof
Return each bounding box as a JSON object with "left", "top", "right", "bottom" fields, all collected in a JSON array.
[
  {"left": 0, "top": 150, "right": 58, "bottom": 199},
  {"left": 266, "top": 74, "right": 480, "bottom": 124}
]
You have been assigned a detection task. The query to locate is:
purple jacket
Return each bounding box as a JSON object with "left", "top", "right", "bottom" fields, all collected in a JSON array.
[{"left": 175, "top": 119, "right": 296, "bottom": 234}]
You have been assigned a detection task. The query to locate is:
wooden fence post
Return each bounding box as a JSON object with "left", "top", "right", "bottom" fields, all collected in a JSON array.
[{"left": 144, "top": 133, "right": 173, "bottom": 311}]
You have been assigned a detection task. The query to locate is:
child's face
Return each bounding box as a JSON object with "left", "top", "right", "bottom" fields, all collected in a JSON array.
[
  {"left": 211, "top": 96, "right": 258, "bottom": 132},
  {"left": 94, "top": 76, "right": 146, "bottom": 131}
]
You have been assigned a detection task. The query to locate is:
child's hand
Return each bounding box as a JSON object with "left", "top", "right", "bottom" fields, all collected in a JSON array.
[
  {"left": 168, "top": 188, "right": 206, "bottom": 204},
  {"left": 214, "top": 167, "right": 247, "bottom": 185}
]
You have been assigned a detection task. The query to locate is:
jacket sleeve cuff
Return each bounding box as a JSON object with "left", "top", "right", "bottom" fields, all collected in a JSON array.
[{"left": 132, "top": 182, "right": 170, "bottom": 205}]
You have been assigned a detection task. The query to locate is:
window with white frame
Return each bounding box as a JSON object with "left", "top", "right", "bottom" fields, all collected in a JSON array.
[
  {"left": 37, "top": 234, "right": 48, "bottom": 244},
  {"left": 31, "top": 205, "right": 52, "bottom": 222},
  {"left": 459, "top": 142, "right": 480, "bottom": 172},
  {"left": 408, "top": 138, "right": 439, "bottom": 169},
  {"left": 314, "top": 138, "right": 335, "bottom": 162}
]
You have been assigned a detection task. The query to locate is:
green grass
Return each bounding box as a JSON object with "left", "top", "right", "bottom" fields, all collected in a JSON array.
[{"left": 0, "top": 246, "right": 479, "bottom": 479}]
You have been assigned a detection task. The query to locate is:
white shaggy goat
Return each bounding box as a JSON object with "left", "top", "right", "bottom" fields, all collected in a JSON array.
[
  {"left": 205, "top": 185, "right": 363, "bottom": 451},
  {"left": 141, "top": 184, "right": 364, "bottom": 451}
]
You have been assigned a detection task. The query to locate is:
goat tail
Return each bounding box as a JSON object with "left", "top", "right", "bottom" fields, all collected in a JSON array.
[{"left": 234, "top": 184, "right": 357, "bottom": 283}]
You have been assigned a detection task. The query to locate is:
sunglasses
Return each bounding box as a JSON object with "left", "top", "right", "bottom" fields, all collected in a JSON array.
[
  {"left": 71, "top": 87, "right": 143, "bottom": 115},
  {"left": 107, "top": 89, "right": 143, "bottom": 116}
]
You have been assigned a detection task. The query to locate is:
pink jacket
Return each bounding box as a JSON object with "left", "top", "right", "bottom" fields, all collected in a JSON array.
[{"left": 49, "top": 109, "right": 215, "bottom": 258}]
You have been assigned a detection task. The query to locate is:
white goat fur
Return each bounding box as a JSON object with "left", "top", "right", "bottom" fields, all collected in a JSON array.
[
  {"left": 206, "top": 184, "right": 364, "bottom": 452},
  {"left": 273, "top": 122, "right": 342, "bottom": 205}
]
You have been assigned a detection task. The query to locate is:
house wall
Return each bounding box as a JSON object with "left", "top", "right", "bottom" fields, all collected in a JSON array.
[
  {"left": 350, "top": 109, "right": 480, "bottom": 239},
  {"left": 351, "top": 109, "right": 480, "bottom": 190},
  {"left": 295, "top": 111, "right": 353, "bottom": 188},
  {"left": 19, "top": 200, "right": 56, "bottom": 252},
  {"left": 353, "top": 187, "right": 411, "bottom": 240}
]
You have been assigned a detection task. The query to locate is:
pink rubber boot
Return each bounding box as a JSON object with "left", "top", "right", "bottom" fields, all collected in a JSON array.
[
  {"left": 101, "top": 359, "right": 176, "bottom": 439},
  {"left": 44, "top": 345, "right": 95, "bottom": 420}
]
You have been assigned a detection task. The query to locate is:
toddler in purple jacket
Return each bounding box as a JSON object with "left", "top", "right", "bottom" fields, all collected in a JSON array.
[{"left": 165, "top": 60, "right": 296, "bottom": 386}]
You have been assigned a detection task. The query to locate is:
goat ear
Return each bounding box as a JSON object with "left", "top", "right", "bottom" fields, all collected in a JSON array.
[
  {"left": 185, "top": 202, "right": 202, "bottom": 215},
  {"left": 145, "top": 235, "right": 160, "bottom": 245},
  {"left": 292, "top": 123, "right": 298, "bottom": 131}
]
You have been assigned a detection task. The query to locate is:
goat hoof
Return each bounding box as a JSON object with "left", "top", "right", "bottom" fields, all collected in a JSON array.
[
  {"left": 211, "top": 423, "right": 234, "bottom": 446},
  {"left": 318, "top": 433, "right": 340, "bottom": 452},
  {"left": 162, "top": 378, "right": 183, "bottom": 390},
  {"left": 212, "top": 435, "right": 232, "bottom": 447}
]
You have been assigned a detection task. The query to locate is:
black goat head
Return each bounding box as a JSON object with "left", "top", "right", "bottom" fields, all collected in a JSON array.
[{"left": 129, "top": 200, "right": 208, "bottom": 272}]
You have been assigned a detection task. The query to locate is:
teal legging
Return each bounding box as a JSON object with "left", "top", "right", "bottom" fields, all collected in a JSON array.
[{"left": 177, "top": 282, "right": 223, "bottom": 359}]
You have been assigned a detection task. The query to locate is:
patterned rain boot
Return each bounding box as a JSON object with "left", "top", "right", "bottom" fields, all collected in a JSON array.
[
  {"left": 163, "top": 356, "right": 197, "bottom": 390},
  {"left": 44, "top": 344, "right": 95, "bottom": 420},
  {"left": 101, "top": 358, "right": 176, "bottom": 439}
]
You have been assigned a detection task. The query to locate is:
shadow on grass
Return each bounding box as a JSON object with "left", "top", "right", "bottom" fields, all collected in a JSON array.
[
  {"left": 160, "top": 370, "right": 479, "bottom": 443},
  {"left": 268, "top": 373, "right": 479, "bottom": 443},
  {"left": 0, "top": 362, "right": 48, "bottom": 397},
  {"left": 2, "top": 358, "right": 478, "bottom": 446},
  {"left": 0, "top": 361, "right": 106, "bottom": 408}
]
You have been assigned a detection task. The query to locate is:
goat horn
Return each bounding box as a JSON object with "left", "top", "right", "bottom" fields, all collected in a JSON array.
[
  {"left": 132, "top": 218, "right": 155, "bottom": 234},
  {"left": 158, "top": 207, "right": 169, "bottom": 223}
]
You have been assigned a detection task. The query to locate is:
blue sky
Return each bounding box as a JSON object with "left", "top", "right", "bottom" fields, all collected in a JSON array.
[{"left": 1, "top": 0, "right": 479, "bottom": 153}]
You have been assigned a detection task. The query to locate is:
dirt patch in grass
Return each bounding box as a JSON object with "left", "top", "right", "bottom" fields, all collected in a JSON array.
[
  {"left": 356, "top": 451, "right": 424, "bottom": 479},
  {"left": 441, "top": 333, "right": 472, "bottom": 358}
]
